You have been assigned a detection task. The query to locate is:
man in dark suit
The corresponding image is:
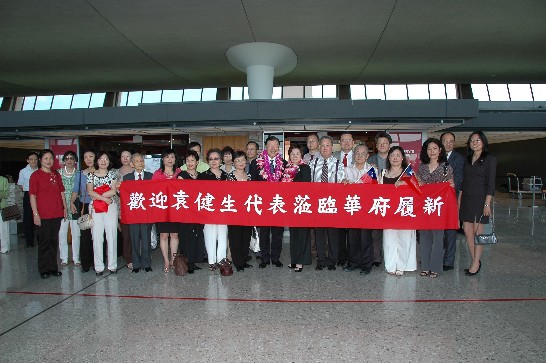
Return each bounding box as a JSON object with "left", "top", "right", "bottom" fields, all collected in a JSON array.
[
  {"left": 441, "top": 132, "right": 464, "bottom": 271},
  {"left": 250, "top": 136, "right": 287, "bottom": 268},
  {"left": 122, "top": 153, "right": 153, "bottom": 273}
]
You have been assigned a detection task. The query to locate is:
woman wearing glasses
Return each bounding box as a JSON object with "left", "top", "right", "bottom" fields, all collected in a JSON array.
[
  {"left": 58, "top": 151, "right": 80, "bottom": 267},
  {"left": 197, "top": 148, "right": 228, "bottom": 271},
  {"left": 459, "top": 131, "right": 496, "bottom": 276},
  {"left": 29, "top": 149, "right": 67, "bottom": 279},
  {"left": 416, "top": 138, "right": 454, "bottom": 278}
]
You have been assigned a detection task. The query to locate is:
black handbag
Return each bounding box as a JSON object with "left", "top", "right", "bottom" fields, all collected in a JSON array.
[
  {"left": 1, "top": 205, "right": 21, "bottom": 222},
  {"left": 72, "top": 171, "right": 82, "bottom": 219}
]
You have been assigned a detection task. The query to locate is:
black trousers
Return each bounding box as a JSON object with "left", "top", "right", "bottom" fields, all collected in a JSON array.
[
  {"left": 228, "top": 225, "right": 252, "bottom": 267},
  {"left": 348, "top": 228, "right": 373, "bottom": 269},
  {"left": 79, "top": 203, "right": 94, "bottom": 270},
  {"left": 179, "top": 223, "right": 202, "bottom": 265},
  {"left": 37, "top": 218, "right": 62, "bottom": 273},
  {"left": 315, "top": 228, "right": 339, "bottom": 267},
  {"left": 338, "top": 228, "right": 349, "bottom": 262},
  {"left": 259, "top": 226, "right": 284, "bottom": 262},
  {"left": 23, "top": 192, "right": 35, "bottom": 246},
  {"left": 290, "top": 227, "right": 311, "bottom": 265}
]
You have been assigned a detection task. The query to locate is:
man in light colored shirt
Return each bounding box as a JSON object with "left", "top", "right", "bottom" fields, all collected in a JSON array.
[
  {"left": 245, "top": 141, "right": 259, "bottom": 173},
  {"left": 182, "top": 142, "right": 209, "bottom": 173},
  {"left": 311, "top": 136, "right": 345, "bottom": 270},
  {"left": 303, "top": 133, "right": 320, "bottom": 164},
  {"left": 17, "top": 152, "right": 39, "bottom": 247},
  {"left": 367, "top": 132, "right": 392, "bottom": 267},
  {"left": 441, "top": 132, "right": 465, "bottom": 271}
]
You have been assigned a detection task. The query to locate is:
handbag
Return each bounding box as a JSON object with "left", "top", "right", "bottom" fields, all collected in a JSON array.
[
  {"left": 218, "top": 258, "right": 233, "bottom": 276},
  {"left": 1, "top": 205, "right": 21, "bottom": 222},
  {"left": 77, "top": 177, "right": 94, "bottom": 230},
  {"left": 173, "top": 253, "right": 189, "bottom": 276},
  {"left": 249, "top": 226, "right": 260, "bottom": 253},
  {"left": 474, "top": 215, "right": 498, "bottom": 245}
]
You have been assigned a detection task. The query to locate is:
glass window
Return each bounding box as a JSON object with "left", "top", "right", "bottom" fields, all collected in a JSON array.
[
  {"left": 161, "top": 89, "right": 183, "bottom": 102},
  {"left": 350, "top": 85, "right": 366, "bottom": 100},
  {"left": 429, "top": 84, "right": 446, "bottom": 99},
  {"left": 445, "top": 84, "right": 457, "bottom": 99},
  {"left": 487, "top": 84, "right": 510, "bottom": 101},
  {"left": 89, "top": 93, "right": 105, "bottom": 108},
  {"left": 307, "top": 85, "right": 322, "bottom": 98},
  {"left": 71, "top": 94, "right": 91, "bottom": 109},
  {"left": 125, "top": 91, "right": 142, "bottom": 106},
  {"left": 508, "top": 84, "right": 533, "bottom": 101},
  {"left": 471, "top": 84, "right": 489, "bottom": 101},
  {"left": 365, "top": 85, "right": 385, "bottom": 100},
  {"left": 323, "top": 85, "right": 337, "bottom": 98},
  {"left": 531, "top": 84, "right": 546, "bottom": 101},
  {"left": 22, "top": 96, "right": 37, "bottom": 110},
  {"left": 0, "top": 97, "right": 3, "bottom": 107},
  {"left": 201, "top": 88, "right": 217, "bottom": 101},
  {"left": 230, "top": 87, "right": 243, "bottom": 100},
  {"left": 34, "top": 96, "right": 53, "bottom": 110},
  {"left": 141, "top": 90, "right": 162, "bottom": 104},
  {"left": 119, "top": 92, "right": 128, "bottom": 106},
  {"left": 183, "top": 89, "right": 202, "bottom": 102},
  {"left": 283, "top": 86, "right": 304, "bottom": 98},
  {"left": 407, "top": 84, "right": 429, "bottom": 99},
  {"left": 385, "top": 84, "right": 407, "bottom": 100},
  {"left": 272, "top": 87, "right": 282, "bottom": 99},
  {"left": 51, "top": 95, "right": 73, "bottom": 109},
  {"left": 243, "top": 87, "right": 249, "bottom": 100}
]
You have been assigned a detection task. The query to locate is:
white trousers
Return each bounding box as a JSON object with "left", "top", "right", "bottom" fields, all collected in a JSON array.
[
  {"left": 92, "top": 202, "right": 118, "bottom": 272},
  {"left": 203, "top": 224, "right": 228, "bottom": 264},
  {"left": 0, "top": 220, "right": 10, "bottom": 253},
  {"left": 383, "top": 229, "right": 417, "bottom": 273},
  {"left": 59, "top": 219, "right": 80, "bottom": 263}
]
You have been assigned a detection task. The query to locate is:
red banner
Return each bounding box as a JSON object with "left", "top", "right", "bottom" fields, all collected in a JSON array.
[{"left": 119, "top": 180, "right": 458, "bottom": 230}]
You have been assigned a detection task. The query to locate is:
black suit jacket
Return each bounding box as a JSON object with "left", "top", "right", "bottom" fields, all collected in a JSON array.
[
  {"left": 123, "top": 171, "right": 153, "bottom": 181},
  {"left": 447, "top": 150, "right": 465, "bottom": 192},
  {"left": 250, "top": 156, "right": 288, "bottom": 181}
]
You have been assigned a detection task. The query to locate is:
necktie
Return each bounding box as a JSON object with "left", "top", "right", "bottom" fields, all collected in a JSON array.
[
  {"left": 310, "top": 154, "right": 315, "bottom": 161},
  {"left": 138, "top": 173, "right": 142, "bottom": 180},
  {"left": 270, "top": 158, "right": 275, "bottom": 170},
  {"left": 321, "top": 160, "right": 329, "bottom": 183},
  {"left": 343, "top": 153, "right": 348, "bottom": 167}
]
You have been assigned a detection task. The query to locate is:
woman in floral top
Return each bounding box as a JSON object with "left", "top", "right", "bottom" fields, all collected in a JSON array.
[
  {"left": 58, "top": 151, "right": 80, "bottom": 267},
  {"left": 416, "top": 138, "right": 454, "bottom": 278}
]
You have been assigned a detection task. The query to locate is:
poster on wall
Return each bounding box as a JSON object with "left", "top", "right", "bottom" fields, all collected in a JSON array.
[
  {"left": 46, "top": 138, "right": 78, "bottom": 170},
  {"left": 389, "top": 132, "right": 423, "bottom": 170}
]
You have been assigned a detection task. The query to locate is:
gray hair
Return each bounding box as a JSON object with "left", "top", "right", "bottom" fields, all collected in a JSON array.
[
  {"left": 319, "top": 135, "right": 334, "bottom": 145},
  {"left": 130, "top": 153, "right": 144, "bottom": 162}
]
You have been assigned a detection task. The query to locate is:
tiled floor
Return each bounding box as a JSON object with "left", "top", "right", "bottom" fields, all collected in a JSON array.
[{"left": 1, "top": 194, "right": 545, "bottom": 362}]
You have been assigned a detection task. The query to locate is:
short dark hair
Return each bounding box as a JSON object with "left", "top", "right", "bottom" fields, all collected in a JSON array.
[
  {"left": 233, "top": 150, "right": 247, "bottom": 160},
  {"left": 440, "top": 132, "right": 455, "bottom": 141},
  {"left": 375, "top": 132, "right": 392, "bottom": 144},
  {"left": 93, "top": 151, "right": 113, "bottom": 170},
  {"left": 246, "top": 141, "right": 259, "bottom": 149},
  {"left": 288, "top": 143, "right": 304, "bottom": 157},
  {"left": 26, "top": 151, "right": 39, "bottom": 160},
  {"left": 221, "top": 146, "right": 235, "bottom": 160},
  {"left": 385, "top": 146, "right": 408, "bottom": 171},
  {"left": 188, "top": 141, "right": 202, "bottom": 151},
  {"left": 160, "top": 148, "right": 177, "bottom": 172},
  {"left": 37, "top": 149, "right": 54, "bottom": 168},
  {"left": 62, "top": 150, "right": 78, "bottom": 163},
  {"left": 265, "top": 135, "right": 280, "bottom": 146},
  {"left": 419, "top": 138, "right": 447, "bottom": 164},
  {"left": 206, "top": 148, "right": 222, "bottom": 161},
  {"left": 184, "top": 149, "right": 199, "bottom": 162}
]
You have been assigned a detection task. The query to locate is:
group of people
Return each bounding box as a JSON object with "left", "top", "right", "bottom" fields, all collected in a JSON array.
[{"left": 11, "top": 129, "right": 496, "bottom": 280}]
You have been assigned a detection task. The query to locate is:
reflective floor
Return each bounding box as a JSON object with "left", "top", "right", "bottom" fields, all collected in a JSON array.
[{"left": 1, "top": 194, "right": 545, "bottom": 362}]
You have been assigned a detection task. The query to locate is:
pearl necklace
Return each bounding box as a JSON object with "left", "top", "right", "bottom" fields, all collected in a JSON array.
[{"left": 64, "top": 166, "right": 75, "bottom": 176}]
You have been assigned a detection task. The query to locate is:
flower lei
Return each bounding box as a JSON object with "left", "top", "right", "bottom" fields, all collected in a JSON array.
[
  {"left": 256, "top": 150, "right": 283, "bottom": 181},
  {"left": 281, "top": 159, "right": 303, "bottom": 182}
]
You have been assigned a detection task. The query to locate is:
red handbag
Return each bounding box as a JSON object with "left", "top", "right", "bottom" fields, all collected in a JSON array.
[{"left": 218, "top": 258, "right": 233, "bottom": 276}]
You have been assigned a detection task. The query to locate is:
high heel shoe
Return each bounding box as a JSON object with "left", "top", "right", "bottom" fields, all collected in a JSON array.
[
  {"left": 465, "top": 261, "right": 481, "bottom": 276},
  {"left": 464, "top": 260, "right": 481, "bottom": 273}
]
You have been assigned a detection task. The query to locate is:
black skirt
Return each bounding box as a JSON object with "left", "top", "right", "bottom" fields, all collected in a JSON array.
[
  {"left": 459, "top": 194, "right": 489, "bottom": 224},
  {"left": 155, "top": 222, "right": 180, "bottom": 234}
]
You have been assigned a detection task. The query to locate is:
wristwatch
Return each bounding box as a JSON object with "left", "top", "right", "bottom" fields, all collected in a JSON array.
[{"left": 484, "top": 204, "right": 490, "bottom": 207}]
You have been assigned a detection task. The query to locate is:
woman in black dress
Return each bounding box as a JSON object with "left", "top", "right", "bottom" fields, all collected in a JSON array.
[
  {"left": 284, "top": 144, "right": 312, "bottom": 272},
  {"left": 177, "top": 150, "right": 203, "bottom": 274},
  {"left": 227, "top": 151, "right": 253, "bottom": 272},
  {"left": 459, "top": 131, "right": 496, "bottom": 276}
]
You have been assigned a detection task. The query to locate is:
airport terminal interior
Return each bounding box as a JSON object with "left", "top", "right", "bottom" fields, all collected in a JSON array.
[{"left": 1, "top": 1, "right": 545, "bottom": 362}]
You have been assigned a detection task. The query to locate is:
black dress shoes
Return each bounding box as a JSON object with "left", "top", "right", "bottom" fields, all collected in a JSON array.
[
  {"left": 49, "top": 270, "right": 62, "bottom": 277},
  {"left": 343, "top": 264, "right": 356, "bottom": 271},
  {"left": 327, "top": 265, "right": 336, "bottom": 271},
  {"left": 236, "top": 266, "right": 244, "bottom": 272},
  {"left": 337, "top": 260, "right": 347, "bottom": 267},
  {"left": 96, "top": 271, "right": 103, "bottom": 276},
  {"left": 246, "top": 255, "right": 252, "bottom": 262},
  {"left": 132, "top": 268, "right": 140, "bottom": 273},
  {"left": 192, "top": 264, "right": 202, "bottom": 270},
  {"left": 443, "top": 265, "right": 454, "bottom": 271},
  {"left": 109, "top": 269, "right": 117, "bottom": 274},
  {"left": 360, "top": 268, "right": 372, "bottom": 274},
  {"left": 315, "top": 264, "right": 324, "bottom": 271},
  {"left": 372, "top": 262, "right": 381, "bottom": 267},
  {"left": 81, "top": 267, "right": 90, "bottom": 273},
  {"left": 259, "top": 261, "right": 270, "bottom": 268},
  {"left": 288, "top": 264, "right": 296, "bottom": 269},
  {"left": 144, "top": 267, "right": 153, "bottom": 272},
  {"left": 40, "top": 272, "right": 50, "bottom": 279},
  {"left": 243, "top": 263, "right": 253, "bottom": 268},
  {"left": 272, "top": 260, "right": 283, "bottom": 267}
]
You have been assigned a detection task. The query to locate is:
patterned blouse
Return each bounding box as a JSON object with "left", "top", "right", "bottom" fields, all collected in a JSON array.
[
  {"left": 417, "top": 162, "right": 454, "bottom": 185},
  {"left": 60, "top": 168, "right": 77, "bottom": 220},
  {"left": 227, "top": 170, "right": 251, "bottom": 181},
  {"left": 87, "top": 169, "right": 118, "bottom": 188}
]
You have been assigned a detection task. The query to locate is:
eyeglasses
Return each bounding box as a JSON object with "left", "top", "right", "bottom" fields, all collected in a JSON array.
[
  {"left": 355, "top": 153, "right": 367, "bottom": 157},
  {"left": 470, "top": 139, "right": 482, "bottom": 143},
  {"left": 341, "top": 139, "right": 353, "bottom": 142},
  {"left": 208, "top": 157, "right": 220, "bottom": 161},
  {"left": 64, "top": 156, "right": 75, "bottom": 160}
]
